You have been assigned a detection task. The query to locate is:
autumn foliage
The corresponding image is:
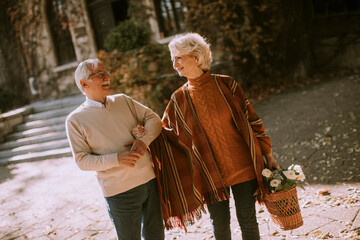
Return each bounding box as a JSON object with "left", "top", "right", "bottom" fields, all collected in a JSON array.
[{"left": 182, "top": 0, "right": 311, "bottom": 86}]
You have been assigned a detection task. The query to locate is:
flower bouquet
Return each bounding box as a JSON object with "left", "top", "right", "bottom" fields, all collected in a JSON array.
[{"left": 262, "top": 164, "right": 305, "bottom": 230}]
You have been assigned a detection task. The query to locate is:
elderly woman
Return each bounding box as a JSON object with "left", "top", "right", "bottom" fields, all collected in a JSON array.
[{"left": 136, "top": 33, "right": 279, "bottom": 240}]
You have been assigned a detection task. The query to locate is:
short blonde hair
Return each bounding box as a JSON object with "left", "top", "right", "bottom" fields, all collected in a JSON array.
[
  {"left": 168, "top": 33, "right": 212, "bottom": 71},
  {"left": 74, "top": 58, "right": 100, "bottom": 94}
]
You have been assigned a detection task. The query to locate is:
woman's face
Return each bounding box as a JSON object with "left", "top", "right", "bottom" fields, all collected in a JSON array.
[{"left": 172, "top": 54, "right": 203, "bottom": 79}]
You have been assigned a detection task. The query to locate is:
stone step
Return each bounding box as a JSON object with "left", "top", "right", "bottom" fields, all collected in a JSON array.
[
  {"left": 0, "top": 147, "right": 72, "bottom": 166},
  {"left": 0, "top": 139, "right": 69, "bottom": 159},
  {"left": 15, "top": 115, "right": 67, "bottom": 131},
  {"left": 29, "top": 95, "right": 85, "bottom": 114},
  {"left": 0, "top": 95, "right": 83, "bottom": 165},
  {"left": 0, "top": 131, "right": 67, "bottom": 151},
  {"left": 24, "top": 105, "right": 79, "bottom": 122},
  {"left": 5, "top": 124, "right": 65, "bottom": 141}
]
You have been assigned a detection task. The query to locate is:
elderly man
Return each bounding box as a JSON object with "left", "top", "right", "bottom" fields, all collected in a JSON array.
[{"left": 65, "top": 58, "right": 164, "bottom": 240}]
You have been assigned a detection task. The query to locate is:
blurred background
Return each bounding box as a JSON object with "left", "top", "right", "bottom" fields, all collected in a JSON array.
[{"left": 1, "top": 0, "right": 360, "bottom": 114}]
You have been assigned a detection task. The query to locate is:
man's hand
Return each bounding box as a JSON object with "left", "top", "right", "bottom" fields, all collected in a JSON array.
[
  {"left": 117, "top": 151, "right": 142, "bottom": 168},
  {"left": 131, "top": 124, "right": 148, "bottom": 138},
  {"left": 265, "top": 153, "right": 280, "bottom": 170},
  {"left": 124, "top": 139, "right": 147, "bottom": 157}
]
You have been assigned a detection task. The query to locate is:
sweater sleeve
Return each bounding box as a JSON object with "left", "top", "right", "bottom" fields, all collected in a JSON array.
[
  {"left": 236, "top": 85, "right": 272, "bottom": 155},
  {"left": 125, "top": 96, "right": 162, "bottom": 147},
  {"left": 65, "top": 116, "right": 119, "bottom": 171}
]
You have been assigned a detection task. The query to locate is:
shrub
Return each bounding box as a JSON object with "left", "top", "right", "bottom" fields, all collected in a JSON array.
[
  {"left": 182, "top": 0, "right": 310, "bottom": 86},
  {"left": 104, "top": 19, "right": 151, "bottom": 52},
  {"left": 98, "top": 43, "right": 185, "bottom": 114}
]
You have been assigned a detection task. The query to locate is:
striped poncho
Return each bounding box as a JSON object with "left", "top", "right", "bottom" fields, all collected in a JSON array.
[{"left": 150, "top": 74, "right": 272, "bottom": 230}]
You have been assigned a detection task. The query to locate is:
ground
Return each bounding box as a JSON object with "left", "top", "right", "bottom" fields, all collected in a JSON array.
[
  {"left": 0, "top": 73, "right": 359, "bottom": 240},
  {"left": 255, "top": 74, "right": 360, "bottom": 184}
]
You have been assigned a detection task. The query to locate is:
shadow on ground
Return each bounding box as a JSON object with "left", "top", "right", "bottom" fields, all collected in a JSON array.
[
  {"left": 0, "top": 165, "right": 15, "bottom": 185},
  {"left": 254, "top": 75, "right": 360, "bottom": 185}
]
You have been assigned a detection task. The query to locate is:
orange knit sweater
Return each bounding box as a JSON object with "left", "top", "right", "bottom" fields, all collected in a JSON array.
[{"left": 187, "top": 72, "right": 256, "bottom": 187}]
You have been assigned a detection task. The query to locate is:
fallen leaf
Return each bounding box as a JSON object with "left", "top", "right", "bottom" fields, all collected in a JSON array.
[
  {"left": 318, "top": 190, "right": 331, "bottom": 196},
  {"left": 269, "top": 231, "right": 279, "bottom": 236}
]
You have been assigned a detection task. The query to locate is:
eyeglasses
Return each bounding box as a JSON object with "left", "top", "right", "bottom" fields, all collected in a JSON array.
[{"left": 87, "top": 71, "right": 111, "bottom": 79}]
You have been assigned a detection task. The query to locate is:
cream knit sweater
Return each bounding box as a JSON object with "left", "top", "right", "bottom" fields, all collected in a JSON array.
[{"left": 65, "top": 94, "right": 162, "bottom": 197}]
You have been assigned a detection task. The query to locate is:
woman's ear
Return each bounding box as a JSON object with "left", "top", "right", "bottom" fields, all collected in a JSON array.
[{"left": 194, "top": 55, "right": 199, "bottom": 63}]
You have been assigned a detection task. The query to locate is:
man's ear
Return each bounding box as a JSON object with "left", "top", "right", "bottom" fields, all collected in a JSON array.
[
  {"left": 80, "top": 79, "right": 89, "bottom": 92},
  {"left": 80, "top": 79, "right": 87, "bottom": 89}
]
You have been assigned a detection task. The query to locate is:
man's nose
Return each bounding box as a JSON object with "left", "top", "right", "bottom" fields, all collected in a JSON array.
[{"left": 104, "top": 74, "right": 111, "bottom": 80}]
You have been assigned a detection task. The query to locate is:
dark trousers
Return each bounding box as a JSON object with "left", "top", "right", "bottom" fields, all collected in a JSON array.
[
  {"left": 207, "top": 179, "right": 260, "bottom": 240},
  {"left": 105, "top": 179, "right": 164, "bottom": 240}
]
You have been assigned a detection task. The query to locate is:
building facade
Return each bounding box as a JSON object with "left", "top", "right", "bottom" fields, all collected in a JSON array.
[
  {"left": 1, "top": 0, "right": 186, "bottom": 101},
  {"left": 1, "top": 0, "right": 359, "bottom": 108}
]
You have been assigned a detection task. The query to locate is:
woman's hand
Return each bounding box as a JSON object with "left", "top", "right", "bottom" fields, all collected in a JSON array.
[
  {"left": 124, "top": 139, "right": 147, "bottom": 157},
  {"left": 265, "top": 153, "right": 280, "bottom": 170},
  {"left": 131, "top": 124, "right": 148, "bottom": 138}
]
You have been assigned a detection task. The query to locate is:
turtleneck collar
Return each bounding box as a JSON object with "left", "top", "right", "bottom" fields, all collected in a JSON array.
[{"left": 187, "top": 71, "right": 212, "bottom": 88}]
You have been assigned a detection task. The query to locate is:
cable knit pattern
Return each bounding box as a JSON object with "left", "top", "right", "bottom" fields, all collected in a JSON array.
[
  {"left": 189, "top": 77, "right": 232, "bottom": 171},
  {"left": 187, "top": 72, "right": 255, "bottom": 186}
]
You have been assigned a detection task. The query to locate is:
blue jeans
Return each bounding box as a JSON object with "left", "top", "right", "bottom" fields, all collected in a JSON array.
[
  {"left": 207, "top": 179, "right": 260, "bottom": 240},
  {"left": 105, "top": 179, "right": 164, "bottom": 240}
]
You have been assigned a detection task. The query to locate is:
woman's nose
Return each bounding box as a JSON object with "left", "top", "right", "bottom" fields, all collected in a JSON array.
[{"left": 173, "top": 60, "right": 178, "bottom": 68}]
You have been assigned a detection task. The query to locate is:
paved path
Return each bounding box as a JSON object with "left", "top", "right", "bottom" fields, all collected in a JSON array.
[
  {"left": 1, "top": 157, "right": 359, "bottom": 240},
  {"left": 0, "top": 74, "right": 359, "bottom": 239}
]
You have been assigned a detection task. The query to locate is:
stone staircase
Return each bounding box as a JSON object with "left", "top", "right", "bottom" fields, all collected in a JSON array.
[{"left": 0, "top": 94, "right": 85, "bottom": 165}]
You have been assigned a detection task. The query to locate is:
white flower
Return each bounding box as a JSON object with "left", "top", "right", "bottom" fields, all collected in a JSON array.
[
  {"left": 287, "top": 164, "right": 305, "bottom": 180},
  {"left": 262, "top": 168, "right": 272, "bottom": 178},
  {"left": 283, "top": 170, "right": 297, "bottom": 180},
  {"left": 296, "top": 172, "right": 306, "bottom": 181},
  {"left": 270, "top": 179, "right": 281, "bottom": 187},
  {"left": 289, "top": 164, "right": 303, "bottom": 174}
]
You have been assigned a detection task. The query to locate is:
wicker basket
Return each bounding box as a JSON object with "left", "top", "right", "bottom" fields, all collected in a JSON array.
[{"left": 264, "top": 186, "right": 303, "bottom": 230}]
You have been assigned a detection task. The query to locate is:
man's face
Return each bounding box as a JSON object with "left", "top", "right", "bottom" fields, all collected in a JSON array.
[{"left": 81, "top": 64, "right": 111, "bottom": 103}]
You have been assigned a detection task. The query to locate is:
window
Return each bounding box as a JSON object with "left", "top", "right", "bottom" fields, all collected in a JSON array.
[
  {"left": 46, "top": 0, "right": 76, "bottom": 65},
  {"left": 87, "top": 0, "right": 129, "bottom": 50},
  {"left": 153, "top": 0, "right": 186, "bottom": 38},
  {"left": 313, "top": 0, "right": 360, "bottom": 18}
]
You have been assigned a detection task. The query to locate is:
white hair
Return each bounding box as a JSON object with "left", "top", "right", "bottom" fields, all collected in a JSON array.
[
  {"left": 74, "top": 58, "right": 100, "bottom": 94},
  {"left": 168, "top": 33, "right": 212, "bottom": 71}
]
